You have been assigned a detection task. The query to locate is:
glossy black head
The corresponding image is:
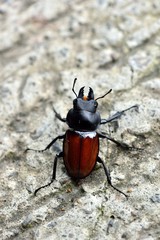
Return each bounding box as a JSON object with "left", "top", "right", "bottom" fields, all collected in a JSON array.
[
  {"left": 73, "top": 86, "right": 98, "bottom": 113},
  {"left": 66, "top": 78, "right": 112, "bottom": 132}
]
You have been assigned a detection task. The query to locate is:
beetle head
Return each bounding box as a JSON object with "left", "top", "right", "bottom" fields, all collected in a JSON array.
[
  {"left": 73, "top": 86, "right": 98, "bottom": 113},
  {"left": 66, "top": 78, "right": 111, "bottom": 131},
  {"left": 71, "top": 78, "right": 112, "bottom": 113}
]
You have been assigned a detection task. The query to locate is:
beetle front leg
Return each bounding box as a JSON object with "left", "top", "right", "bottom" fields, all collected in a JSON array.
[
  {"left": 53, "top": 107, "right": 66, "bottom": 122},
  {"left": 34, "top": 151, "right": 63, "bottom": 196},
  {"left": 97, "top": 156, "right": 128, "bottom": 198},
  {"left": 25, "top": 134, "right": 65, "bottom": 152},
  {"left": 101, "top": 105, "right": 138, "bottom": 124}
]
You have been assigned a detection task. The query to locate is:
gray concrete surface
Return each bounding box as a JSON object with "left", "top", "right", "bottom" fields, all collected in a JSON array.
[{"left": 0, "top": 0, "right": 160, "bottom": 239}]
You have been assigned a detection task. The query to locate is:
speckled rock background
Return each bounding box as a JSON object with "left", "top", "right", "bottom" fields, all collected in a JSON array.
[{"left": 0, "top": 1, "right": 160, "bottom": 240}]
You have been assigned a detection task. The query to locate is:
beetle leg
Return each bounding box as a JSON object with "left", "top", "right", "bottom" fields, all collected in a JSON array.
[
  {"left": 98, "top": 133, "right": 133, "bottom": 150},
  {"left": 34, "top": 151, "right": 63, "bottom": 196},
  {"left": 25, "top": 134, "right": 65, "bottom": 152},
  {"left": 53, "top": 107, "right": 66, "bottom": 122},
  {"left": 97, "top": 156, "right": 128, "bottom": 198},
  {"left": 101, "top": 105, "right": 138, "bottom": 124}
]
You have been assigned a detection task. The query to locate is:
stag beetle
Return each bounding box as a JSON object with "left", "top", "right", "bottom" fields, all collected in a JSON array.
[{"left": 26, "top": 78, "right": 138, "bottom": 197}]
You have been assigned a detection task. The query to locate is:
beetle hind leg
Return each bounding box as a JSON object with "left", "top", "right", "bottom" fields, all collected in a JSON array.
[
  {"left": 34, "top": 152, "right": 63, "bottom": 196},
  {"left": 97, "top": 156, "right": 128, "bottom": 198}
]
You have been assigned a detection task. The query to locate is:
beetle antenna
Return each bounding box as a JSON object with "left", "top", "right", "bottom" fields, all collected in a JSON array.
[
  {"left": 72, "top": 78, "right": 78, "bottom": 97},
  {"left": 95, "top": 89, "right": 112, "bottom": 101}
]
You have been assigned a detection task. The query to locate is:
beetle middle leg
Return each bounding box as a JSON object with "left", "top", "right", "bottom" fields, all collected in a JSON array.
[
  {"left": 34, "top": 151, "right": 63, "bottom": 196},
  {"left": 25, "top": 134, "right": 65, "bottom": 153},
  {"left": 97, "top": 156, "right": 128, "bottom": 198},
  {"left": 98, "top": 133, "right": 134, "bottom": 150}
]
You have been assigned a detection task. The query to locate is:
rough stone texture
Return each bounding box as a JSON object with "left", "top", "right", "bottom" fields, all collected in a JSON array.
[{"left": 0, "top": 1, "right": 160, "bottom": 240}]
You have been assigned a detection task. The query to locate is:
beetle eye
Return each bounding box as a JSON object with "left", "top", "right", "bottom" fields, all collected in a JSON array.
[
  {"left": 94, "top": 102, "right": 98, "bottom": 108},
  {"left": 73, "top": 99, "right": 77, "bottom": 107}
]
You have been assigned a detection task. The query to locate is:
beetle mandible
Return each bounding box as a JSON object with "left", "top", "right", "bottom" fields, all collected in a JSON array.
[{"left": 26, "top": 78, "right": 138, "bottom": 198}]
